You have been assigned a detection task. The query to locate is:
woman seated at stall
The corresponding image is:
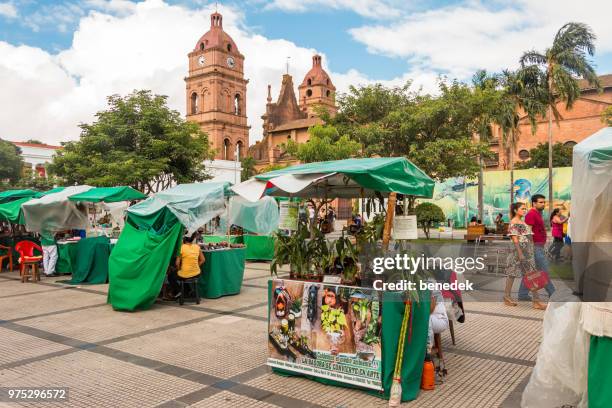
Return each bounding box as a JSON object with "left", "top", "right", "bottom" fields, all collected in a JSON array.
[{"left": 167, "top": 232, "right": 205, "bottom": 298}]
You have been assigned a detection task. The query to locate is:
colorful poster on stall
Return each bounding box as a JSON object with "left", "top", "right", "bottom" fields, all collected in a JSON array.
[{"left": 267, "top": 279, "right": 383, "bottom": 391}]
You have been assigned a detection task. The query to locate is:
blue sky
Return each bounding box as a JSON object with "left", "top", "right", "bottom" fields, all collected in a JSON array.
[{"left": 1, "top": 0, "right": 611, "bottom": 144}]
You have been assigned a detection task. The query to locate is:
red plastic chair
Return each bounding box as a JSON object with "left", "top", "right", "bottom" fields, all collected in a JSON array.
[{"left": 15, "top": 241, "right": 42, "bottom": 282}]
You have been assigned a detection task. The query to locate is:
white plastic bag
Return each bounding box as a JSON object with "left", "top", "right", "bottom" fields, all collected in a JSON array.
[{"left": 521, "top": 301, "right": 589, "bottom": 408}]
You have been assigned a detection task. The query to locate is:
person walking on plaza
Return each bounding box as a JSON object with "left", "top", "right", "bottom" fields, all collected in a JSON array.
[
  {"left": 518, "top": 194, "right": 556, "bottom": 301},
  {"left": 503, "top": 202, "right": 547, "bottom": 310},
  {"left": 40, "top": 231, "right": 58, "bottom": 277},
  {"left": 549, "top": 208, "right": 567, "bottom": 262}
]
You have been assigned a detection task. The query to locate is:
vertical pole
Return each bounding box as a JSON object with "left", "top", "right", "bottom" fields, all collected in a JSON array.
[
  {"left": 464, "top": 178, "right": 468, "bottom": 228},
  {"left": 547, "top": 105, "right": 553, "bottom": 220},
  {"left": 382, "top": 193, "right": 397, "bottom": 251}
]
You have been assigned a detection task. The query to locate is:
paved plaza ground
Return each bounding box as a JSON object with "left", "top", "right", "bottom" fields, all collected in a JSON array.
[{"left": 0, "top": 262, "right": 563, "bottom": 408}]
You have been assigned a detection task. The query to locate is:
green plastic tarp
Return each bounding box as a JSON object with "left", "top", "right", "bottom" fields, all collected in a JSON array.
[
  {"left": 234, "top": 157, "right": 434, "bottom": 201},
  {"left": 61, "top": 236, "right": 111, "bottom": 285},
  {"left": 243, "top": 235, "right": 275, "bottom": 261},
  {"left": 34, "top": 187, "right": 66, "bottom": 198},
  {"left": 108, "top": 222, "right": 182, "bottom": 311},
  {"left": 198, "top": 248, "right": 246, "bottom": 298},
  {"left": 229, "top": 195, "right": 279, "bottom": 235},
  {"left": 0, "top": 197, "right": 30, "bottom": 224},
  {"left": 109, "top": 182, "right": 233, "bottom": 311},
  {"left": 0, "top": 189, "right": 37, "bottom": 204},
  {"left": 127, "top": 182, "right": 229, "bottom": 234},
  {"left": 68, "top": 186, "right": 147, "bottom": 203}
]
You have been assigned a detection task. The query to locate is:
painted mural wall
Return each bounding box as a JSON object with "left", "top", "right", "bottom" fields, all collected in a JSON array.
[{"left": 421, "top": 167, "right": 572, "bottom": 228}]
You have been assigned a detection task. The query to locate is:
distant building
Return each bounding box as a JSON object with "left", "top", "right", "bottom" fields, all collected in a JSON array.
[
  {"left": 249, "top": 55, "right": 337, "bottom": 170},
  {"left": 489, "top": 73, "right": 612, "bottom": 169},
  {"left": 10, "top": 141, "right": 61, "bottom": 178}
]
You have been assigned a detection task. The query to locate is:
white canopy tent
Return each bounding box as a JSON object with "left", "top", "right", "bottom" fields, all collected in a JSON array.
[{"left": 22, "top": 185, "right": 93, "bottom": 233}]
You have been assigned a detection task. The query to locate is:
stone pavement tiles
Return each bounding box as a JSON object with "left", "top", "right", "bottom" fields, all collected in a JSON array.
[{"left": 0, "top": 263, "right": 543, "bottom": 407}]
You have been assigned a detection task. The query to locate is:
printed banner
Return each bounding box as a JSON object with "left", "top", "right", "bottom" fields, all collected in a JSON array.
[
  {"left": 278, "top": 201, "right": 299, "bottom": 230},
  {"left": 268, "top": 279, "right": 383, "bottom": 390}
]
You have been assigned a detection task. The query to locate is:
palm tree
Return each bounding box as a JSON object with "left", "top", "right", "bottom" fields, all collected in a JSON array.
[
  {"left": 496, "top": 68, "right": 547, "bottom": 204},
  {"left": 520, "top": 22, "right": 600, "bottom": 215}
]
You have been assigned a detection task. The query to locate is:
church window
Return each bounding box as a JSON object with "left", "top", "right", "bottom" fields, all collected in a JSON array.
[
  {"left": 200, "top": 42, "right": 205, "bottom": 51},
  {"left": 236, "top": 140, "right": 243, "bottom": 159},
  {"left": 227, "top": 43, "right": 232, "bottom": 52},
  {"left": 223, "top": 138, "right": 231, "bottom": 160},
  {"left": 326, "top": 79, "right": 329, "bottom": 85},
  {"left": 307, "top": 78, "right": 312, "bottom": 86},
  {"left": 564, "top": 140, "right": 577, "bottom": 147},
  {"left": 234, "top": 94, "right": 241, "bottom": 115},
  {"left": 326, "top": 90, "right": 330, "bottom": 97},
  {"left": 518, "top": 149, "right": 530, "bottom": 160},
  {"left": 306, "top": 89, "right": 312, "bottom": 97},
  {"left": 190, "top": 92, "right": 199, "bottom": 114}
]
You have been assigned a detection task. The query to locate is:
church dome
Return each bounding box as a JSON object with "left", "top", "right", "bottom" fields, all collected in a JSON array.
[
  {"left": 299, "top": 55, "right": 335, "bottom": 90},
  {"left": 193, "top": 12, "right": 240, "bottom": 55}
]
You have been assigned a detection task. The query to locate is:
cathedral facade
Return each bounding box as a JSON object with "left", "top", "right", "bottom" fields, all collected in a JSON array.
[{"left": 249, "top": 55, "right": 337, "bottom": 170}]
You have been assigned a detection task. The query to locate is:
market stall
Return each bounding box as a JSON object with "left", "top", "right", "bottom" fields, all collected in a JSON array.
[
  {"left": 0, "top": 189, "right": 37, "bottom": 204},
  {"left": 229, "top": 195, "right": 279, "bottom": 261},
  {"left": 233, "top": 157, "right": 436, "bottom": 403},
  {"left": 199, "top": 246, "right": 246, "bottom": 298},
  {"left": 522, "top": 127, "right": 612, "bottom": 407},
  {"left": 108, "top": 182, "right": 244, "bottom": 311}
]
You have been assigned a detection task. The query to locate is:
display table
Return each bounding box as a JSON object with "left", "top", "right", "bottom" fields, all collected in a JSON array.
[
  {"left": 202, "top": 235, "right": 242, "bottom": 244},
  {"left": 56, "top": 241, "right": 78, "bottom": 274},
  {"left": 59, "top": 236, "right": 111, "bottom": 284},
  {"left": 268, "top": 281, "right": 430, "bottom": 403},
  {"left": 198, "top": 247, "right": 246, "bottom": 298},
  {"left": 243, "top": 235, "right": 275, "bottom": 261}
]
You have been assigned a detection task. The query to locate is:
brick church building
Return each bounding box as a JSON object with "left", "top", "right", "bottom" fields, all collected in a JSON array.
[
  {"left": 490, "top": 74, "right": 612, "bottom": 169},
  {"left": 248, "top": 55, "right": 337, "bottom": 170}
]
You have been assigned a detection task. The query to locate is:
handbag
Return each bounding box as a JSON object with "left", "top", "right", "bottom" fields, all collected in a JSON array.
[{"left": 520, "top": 261, "right": 549, "bottom": 291}]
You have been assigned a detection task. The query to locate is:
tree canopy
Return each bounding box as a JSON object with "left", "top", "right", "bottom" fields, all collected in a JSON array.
[
  {"left": 0, "top": 139, "right": 24, "bottom": 186},
  {"left": 415, "top": 202, "right": 445, "bottom": 239},
  {"left": 285, "top": 125, "right": 360, "bottom": 163},
  {"left": 603, "top": 106, "right": 612, "bottom": 126},
  {"left": 328, "top": 81, "right": 493, "bottom": 180},
  {"left": 515, "top": 142, "right": 573, "bottom": 169},
  {"left": 50, "top": 90, "right": 213, "bottom": 194}
]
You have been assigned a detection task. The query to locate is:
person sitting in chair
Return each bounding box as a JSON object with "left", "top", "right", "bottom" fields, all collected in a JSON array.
[{"left": 168, "top": 232, "right": 204, "bottom": 299}]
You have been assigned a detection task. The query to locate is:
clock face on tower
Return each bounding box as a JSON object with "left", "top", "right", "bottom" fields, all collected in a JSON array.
[
  {"left": 198, "top": 55, "right": 206, "bottom": 66},
  {"left": 226, "top": 57, "right": 235, "bottom": 68}
]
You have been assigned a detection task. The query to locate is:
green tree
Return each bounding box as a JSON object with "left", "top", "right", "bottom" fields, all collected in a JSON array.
[
  {"left": 0, "top": 139, "right": 24, "bottom": 186},
  {"left": 330, "top": 81, "right": 493, "bottom": 181},
  {"left": 493, "top": 68, "right": 547, "bottom": 203},
  {"left": 240, "top": 156, "right": 257, "bottom": 181},
  {"left": 520, "top": 22, "right": 600, "bottom": 212},
  {"left": 415, "top": 202, "right": 445, "bottom": 239},
  {"left": 25, "top": 139, "right": 44, "bottom": 145},
  {"left": 50, "top": 90, "right": 214, "bottom": 194},
  {"left": 602, "top": 106, "right": 612, "bottom": 126},
  {"left": 515, "top": 142, "right": 573, "bottom": 169},
  {"left": 285, "top": 125, "right": 360, "bottom": 163}
]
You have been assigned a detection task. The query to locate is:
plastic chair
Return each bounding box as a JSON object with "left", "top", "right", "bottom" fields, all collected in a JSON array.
[
  {"left": 0, "top": 244, "right": 13, "bottom": 272},
  {"left": 15, "top": 241, "right": 42, "bottom": 283}
]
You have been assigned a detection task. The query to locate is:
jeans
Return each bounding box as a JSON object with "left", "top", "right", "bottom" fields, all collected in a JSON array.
[
  {"left": 549, "top": 237, "right": 564, "bottom": 260},
  {"left": 518, "top": 245, "right": 556, "bottom": 299}
]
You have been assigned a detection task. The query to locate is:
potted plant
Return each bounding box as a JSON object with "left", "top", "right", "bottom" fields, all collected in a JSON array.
[
  {"left": 335, "top": 234, "right": 360, "bottom": 285},
  {"left": 290, "top": 297, "right": 302, "bottom": 317}
]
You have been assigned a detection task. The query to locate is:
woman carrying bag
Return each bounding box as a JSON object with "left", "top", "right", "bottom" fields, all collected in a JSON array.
[{"left": 503, "top": 202, "right": 547, "bottom": 310}]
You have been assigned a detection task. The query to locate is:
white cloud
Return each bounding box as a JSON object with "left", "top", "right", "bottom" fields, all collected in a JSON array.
[
  {"left": 262, "top": 0, "right": 402, "bottom": 19},
  {"left": 349, "top": 0, "right": 612, "bottom": 81},
  {"left": 0, "top": 2, "right": 17, "bottom": 18},
  {"left": 2, "top": 0, "right": 412, "bottom": 146}
]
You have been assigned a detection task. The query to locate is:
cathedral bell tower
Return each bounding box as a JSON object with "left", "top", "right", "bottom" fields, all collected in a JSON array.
[
  {"left": 298, "top": 54, "right": 337, "bottom": 117},
  {"left": 185, "top": 12, "right": 249, "bottom": 161}
]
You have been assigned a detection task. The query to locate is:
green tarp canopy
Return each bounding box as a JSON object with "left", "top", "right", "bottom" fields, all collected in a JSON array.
[
  {"left": 0, "top": 197, "right": 30, "bottom": 224},
  {"left": 68, "top": 186, "right": 147, "bottom": 203},
  {"left": 109, "top": 182, "right": 231, "bottom": 311},
  {"left": 34, "top": 187, "right": 66, "bottom": 198},
  {"left": 0, "top": 189, "right": 37, "bottom": 204},
  {"left": 233, "top": 157, "right": 435, "bottom": 201}
]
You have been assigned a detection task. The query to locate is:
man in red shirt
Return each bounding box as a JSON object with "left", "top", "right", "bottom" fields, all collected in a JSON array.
[{"left": 519, "top": 194, "right": 556, "bottom": 300}]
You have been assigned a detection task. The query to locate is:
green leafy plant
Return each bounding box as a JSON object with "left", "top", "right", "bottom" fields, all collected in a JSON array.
[
  {"left": 290, "top": 297, "right": 302, "bottom": 314},
  {"left": 321, "top": 305, "right": 347, "bottom": 334}
]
